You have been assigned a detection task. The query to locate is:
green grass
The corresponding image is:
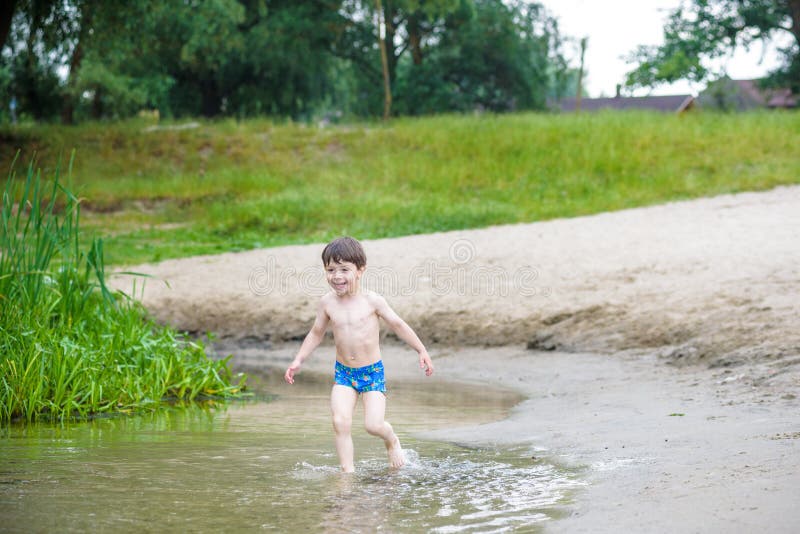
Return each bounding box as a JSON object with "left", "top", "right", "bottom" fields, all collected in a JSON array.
[
  {"left": 0, "top": 160, "right": 245, "bottom": 423},
  {"left": 2, "top": 110, "right": 799, "bottom": 265}
]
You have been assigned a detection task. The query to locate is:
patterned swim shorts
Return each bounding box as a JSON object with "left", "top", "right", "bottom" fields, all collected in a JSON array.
[{"left": 334, "top": 360, "right": 386, "bottom": 394}]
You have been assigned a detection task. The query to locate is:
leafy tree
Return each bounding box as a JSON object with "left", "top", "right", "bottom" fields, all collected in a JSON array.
[
  {"left": 224, "top": 0, "right": 344, "bottom": 119},
  {"left": 67, "top": 1, "right": 178, "bottom": 121},
  {"left": 1, "top": 1, "right": 346, "bottom": 120},
  {"left": 1, "top": 1, "right": 63, "bottom": 121},
  {"left": 0, "top": 1, "right": 18, "bottom": 57},
  {"left": 625, "top": 0, "right": 800, "bottom": 91},
  {"left": 91, "top": 0, "right": 344, "bottom": 119},
  {"left": 344, "top": 0, "right": 459, "bottom": 83},
  {"left": 393, "top": 0, "right": 567, "bottom": 114},
  {"left": 332, "top": 0, "right": 461, "bottom": 116},
  {"left": 1, "top": 0, "right": 576, "bottom": 121},
  {"left": 1, "top": 0, "right": 163, "bottom": 122}
]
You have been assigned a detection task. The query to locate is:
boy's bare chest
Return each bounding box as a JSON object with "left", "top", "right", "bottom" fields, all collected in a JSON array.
[{"left": 327, "top": 301, "right": 377, "bottom": 328}]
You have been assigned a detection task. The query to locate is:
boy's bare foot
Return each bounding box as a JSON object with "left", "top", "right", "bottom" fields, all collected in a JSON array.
[{"left": 386, "top": 435, "right": 405, "bottom": 469}]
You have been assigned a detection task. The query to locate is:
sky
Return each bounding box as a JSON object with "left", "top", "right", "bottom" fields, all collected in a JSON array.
[{"left": 540, "top": 0, "right": 791, "bottom": 97}]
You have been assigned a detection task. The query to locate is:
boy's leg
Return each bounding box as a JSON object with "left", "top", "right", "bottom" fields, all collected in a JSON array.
[
  {"left": 362, "top": 391, "right": 404, "bottom": 468},
  {"left": 331, "top": 385, "right": 358, "bottom": 472}
]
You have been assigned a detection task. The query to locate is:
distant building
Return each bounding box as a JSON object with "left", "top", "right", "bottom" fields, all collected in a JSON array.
[
  {"left": 697, "top": 77, "right": 797, "bottom": 110},
  {"left": 556, "top": 93, "right": 695, "bottom": 114}
]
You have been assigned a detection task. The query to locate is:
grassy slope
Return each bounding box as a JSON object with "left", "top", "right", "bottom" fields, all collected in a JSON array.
[{"left": 2, "top": 110, "right": 799, "bottom": 265}]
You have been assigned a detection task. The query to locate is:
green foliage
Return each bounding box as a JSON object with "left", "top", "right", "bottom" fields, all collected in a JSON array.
[
  {"left": 625, "top": 0, "right": 800, "bottom": 91},
  {"left": 2, "top": 19, "right": 64, "bottom": 121},
  {"left": 2, "top": 0, "right": 574, "bottom": 121},
  {"left": 66, "top": 1, "right": 176, "bottom": 120},
  {"left": 1, "top": 111, "right": 797, "bottom": 266},
  {"left": 0, "top": 159, "right": 244, "bottom": 423},
  {"left": 394, "top": 0, "right": 556, "bottom": 113},
  {"left": 339, "top": 0, "right": 571, "bottom": 116}
]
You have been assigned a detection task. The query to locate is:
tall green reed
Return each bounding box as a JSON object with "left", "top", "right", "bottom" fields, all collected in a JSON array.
[{"left": 0, "top": 158, "right": 244, "bottom": 424}]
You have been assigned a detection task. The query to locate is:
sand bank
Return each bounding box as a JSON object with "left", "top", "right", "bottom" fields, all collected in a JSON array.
[{"left": 113, "top": 185, "right": 800, "bottom": 369}]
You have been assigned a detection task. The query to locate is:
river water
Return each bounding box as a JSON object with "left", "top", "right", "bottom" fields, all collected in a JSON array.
[{"left": 0, "top": 372, "right": 582, "bottom": 532}]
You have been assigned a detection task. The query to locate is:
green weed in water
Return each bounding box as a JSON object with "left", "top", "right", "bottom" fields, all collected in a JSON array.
[{"left": 0, "top": 157, "right": 245, "bottom": 424}]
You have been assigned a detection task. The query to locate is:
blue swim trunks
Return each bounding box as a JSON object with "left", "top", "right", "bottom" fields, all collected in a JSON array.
[{"left": 334, "top": 360, "right": 386, "bottom": 394}]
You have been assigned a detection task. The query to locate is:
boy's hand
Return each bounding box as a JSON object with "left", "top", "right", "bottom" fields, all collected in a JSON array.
[
  {"left": 419, "top": 352, "right": 434, "bottom": 376},
  {"left": 285, "top": 363, "right": 300, "bottom": 384}
]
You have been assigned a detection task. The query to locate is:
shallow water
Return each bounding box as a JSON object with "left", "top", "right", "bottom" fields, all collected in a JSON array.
[{"left": 0, "top": 374, "right": 581, "bottom": 533}]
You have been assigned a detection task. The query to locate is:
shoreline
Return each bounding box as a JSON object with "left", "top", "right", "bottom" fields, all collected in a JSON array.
[{"left": 223, "top": 341, "right": 800, "bottom": 533}]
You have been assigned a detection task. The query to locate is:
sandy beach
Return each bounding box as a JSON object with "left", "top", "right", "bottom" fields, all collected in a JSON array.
[{"left": 112, "top": 186, "right": 800, "bottom": 532}]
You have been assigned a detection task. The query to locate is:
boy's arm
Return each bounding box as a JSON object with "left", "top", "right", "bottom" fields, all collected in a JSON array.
[
  {"left": 284, "top": 299, "right": 330, "bottom": 384},
  {"left": 373, "top": 295, "right": 434, "bottom": 376}
]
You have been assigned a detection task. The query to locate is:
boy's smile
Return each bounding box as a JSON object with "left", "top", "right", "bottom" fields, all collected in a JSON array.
[{"left": 326, "top": 260, "right": 363, "bottom": 295}]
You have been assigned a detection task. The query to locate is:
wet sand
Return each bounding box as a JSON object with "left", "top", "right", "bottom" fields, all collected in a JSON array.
[
  {"left": 111, "top": 186, "right": 800, "bottom": 532},
  {"left": 419, "top": 346, "right": 800, "bottom": 533}
]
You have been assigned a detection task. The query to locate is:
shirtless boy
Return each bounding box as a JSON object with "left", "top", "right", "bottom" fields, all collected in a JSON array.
[{"left": 284, "top": 236, "right": 434, "bottom": 472}]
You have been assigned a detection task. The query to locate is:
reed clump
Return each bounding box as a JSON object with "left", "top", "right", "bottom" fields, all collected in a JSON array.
[{"left": 0, "top": 159, "right": 244, "bottom": 424}]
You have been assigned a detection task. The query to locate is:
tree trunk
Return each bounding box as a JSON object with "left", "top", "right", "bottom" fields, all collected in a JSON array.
[
  {"left": 91, "top": 87, "right": 103, "bottom": 119},
  {"left": 788, "top": 0, "right": 800, "bottom": 46},
  {"left": 61, "top": 38, "right": 83, "bottom": 124},
  {"left": 24, "top": 16, "right": 39, "bottom": 119},
  {"left": 408, "top": 14, "right": 423, "bottom": 65},
  {"left": 61, "top": 6, "right": 93, "bottom": 125},
  {"left": 383, "top": 3, "right": 398, "bottom": 86},
  {"left": 376, "top": 0, "right": 392, "bottom": 120},
  {"left": 200, "top": 80, "right": 222, "bottom": 117},
  {"left": 0, "top": 0, "right": 16, "bottom": 52}
]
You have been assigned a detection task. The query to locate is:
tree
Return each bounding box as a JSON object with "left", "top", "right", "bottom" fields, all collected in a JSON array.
[
  {"left": 1, "top": 0, "right": 576, "bottom": 121},
  {"left": 2, "top": 0, "right": 165, "bottom": 122},
  {"left": 332, "top": 0, "right": 460, "bottom": 115},
  {"left": 134, "top": 0, "right": 345, "bottom": 118},
  {"left": 393, "top": 0, "right": 567, "bottom": 114},
  {"left": 0, "top": 0, "right": 17, "bottom": 53},
  {"left": 2, "top": 0, "right": 349, "bottom": 120},
  {"left": 625, "top": 0, "right": 800, "bottom": 92},
  {"left": 2, "top": 0, "right": 68, "bottom": 121}
]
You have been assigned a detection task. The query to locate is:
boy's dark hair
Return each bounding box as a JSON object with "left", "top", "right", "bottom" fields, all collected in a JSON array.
[{"left": 322, "top": 236, "right": 366, "bottom": 268}]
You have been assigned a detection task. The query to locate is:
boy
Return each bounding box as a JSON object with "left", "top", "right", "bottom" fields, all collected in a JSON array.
[{"left": 284, "top": 236, "right": 434, "bottom": 472}]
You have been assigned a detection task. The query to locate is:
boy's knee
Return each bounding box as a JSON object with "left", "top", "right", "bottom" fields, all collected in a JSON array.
[
  {"left": 332, "top": 413, "right": 352, "bottom": 433},
  {"left": 364, "top": 419, "right": 385, "bottom": 436}
]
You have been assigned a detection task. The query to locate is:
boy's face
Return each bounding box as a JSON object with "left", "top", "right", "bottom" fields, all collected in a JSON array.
[{"left": 325, "top": 260, "right": 364, "bottom": 295}]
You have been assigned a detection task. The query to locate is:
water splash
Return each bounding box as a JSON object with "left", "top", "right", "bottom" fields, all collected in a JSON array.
[{"left": 301, "top": 446, "right": 583, "bottom": 533}]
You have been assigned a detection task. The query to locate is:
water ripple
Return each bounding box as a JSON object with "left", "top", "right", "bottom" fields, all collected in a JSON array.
[{"left": 301, "top": 446, "right": 583, "bottom": 533}]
